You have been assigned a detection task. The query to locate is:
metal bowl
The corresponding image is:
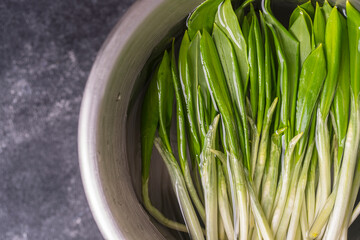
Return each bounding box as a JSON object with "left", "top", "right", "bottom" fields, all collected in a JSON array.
[
  {"left": 78, "top": 0, "right": 202, "bottom": 239},
  {"left": 78, "top": 0, "right": 360, "bottom": 239}
]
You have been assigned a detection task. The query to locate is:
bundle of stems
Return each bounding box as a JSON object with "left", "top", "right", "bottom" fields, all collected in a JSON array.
[{"left": 140, "top": 0, "right": 360, "bottom": 239}]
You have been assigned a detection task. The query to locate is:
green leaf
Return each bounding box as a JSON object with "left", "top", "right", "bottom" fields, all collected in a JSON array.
[
  {"left": 235, "top": 0, "right": 254, "bottom": 21},
  {"left": 262, "top": 0, "right": 300, "bottom": 138},
  {"left": 212, "top": 23, "right": 250, "bottom": 166},
  {"left": 242, "top": 16, "right": 250, "bottom": 44},
  {"left": 268, "top": 24, "right": 289, "bottom": 139},
  {"left": 200, "top": 29, "right": 243, "bottom": 166},
  {"left": 313, "top": 2, "right": 325, "bottom": 47},
  {"left": 289, "top": 8, "right": 313, "bottom": 67},
  {"left": 188, "top": 32, "right": 207, "bottom": 102},
  {"left": 319, "top": 7, "right": 342, "bottom": 119},
  {"left": 289, "top": 7, "right": 301, "bottom": 29},
  {"left": 347, "top": 1, "right": 360, "bottom": 102},
  {"left": 215, "top": 0, "right": 249, "bottom": 90},
  {"left": 333, "top": 15, "right": 350, "bottom": 164},
  {"left": 197, "top": 85, "right": 207, "bottom": 142},
  {"left": 248, "top": 14, "right": 258, "bottom": 121},
  {"left": 259, "top": 11, "right": 273, "bottom": 117},
  {"left": 157, "top": 51, "right": 174, "bottom": 151},
  {"left": 173, "top": 40, "right": 207, "bottom": 221},
  {"left": 141, "top": 68, "right": 159, "bottom": 182},
  {"left": 252, "top": 8, "right": 266, "bottom": 133},
  {"left": 322, "top": 0, "right": 333, "bottom": 21},
  {"left": 171, "top": 41, "right": 187, "bottom": 172},
  {"left": 300, "top": 1, "right": 315, "bottom": 19},
  {"left": 188, "top": 31, "right": 208, "bottom": 146},
  {"left": 290, "top": 2, "right": 314, "bottom": 27},
  {"left": 179, "top": 31, "right": 201, "bottom": 160},
  {"left": 187, "top": 0, "right": 223, "bottom": 40},
  {"left": 295, "top": 44, "right": 326, "bottom": 156}
]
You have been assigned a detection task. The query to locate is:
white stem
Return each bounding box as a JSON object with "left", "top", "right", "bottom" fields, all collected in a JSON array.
[
  {"left": 218, "top": 166, "right": 234, "bottom": 240},
  {"left": 246, "top": 177, "right": 274, "bottom": 240},
  {"left": 323, "top": 99, "right": 359, "bottom": 240},
  {"left": 350, "top": 198, "right": 360, "bottom": 225},
  {"left": 315, "top": 109, "right": 331, "bottom": 215},
  {"left": 230, "top": 154, "right": 249, "bottom": 240},
  {"left": 261, "top": 133, "right": 282, "bottom": 220},
  {"left": 308, "top": 188, "right": 336, "bottom": 239},
  {"left": 254, "top": 98, "right": 278, "bottom": 193},
  {"left": 271, "top": 132, "right": 303, "bottom": 234},
  {"left": 300, "top": 200, "right": 308, "bottom": 239},
  {"left": 183, "top": 163, "right": 205, "bottom": 222},
  {"left": 287, "top": 143, "right": 315, "bottom": 240},
  {"left": 276, "top": 159, "right": 302, "bottom": 240},
  {"left": 306, "top": 155, "right": 317, "bottom": 227},
  {"left": 154, "top": 138, "right": 204, "bottom": 239},
  {"left": 200, "top": 116, "right": 220, "bottom": 240}
]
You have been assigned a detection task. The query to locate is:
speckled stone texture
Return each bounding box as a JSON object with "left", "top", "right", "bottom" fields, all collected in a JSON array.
[{"left": 0, "top": 0, "right": 135, "bottom": 239}]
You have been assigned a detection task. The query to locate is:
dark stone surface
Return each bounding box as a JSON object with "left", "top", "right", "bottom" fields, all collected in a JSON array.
[
  {"left": 0, "top": 0, "right": 135, "bottom": 239},
  {"left": 2, "top": 0, "right": 360, "bottom": 240}
]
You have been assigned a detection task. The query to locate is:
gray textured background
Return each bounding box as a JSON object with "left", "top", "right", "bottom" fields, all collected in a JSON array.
[
  {"left": 1, "top": 0, "right": 360, "bottom": 240},
  {"left": 0, "top": 0, "right": 134, "bottom": 239}
]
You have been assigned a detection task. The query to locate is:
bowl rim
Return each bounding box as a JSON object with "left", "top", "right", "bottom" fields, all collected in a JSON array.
[{"left": 77, "top": 0, "right": 164, "bottom": 239}]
